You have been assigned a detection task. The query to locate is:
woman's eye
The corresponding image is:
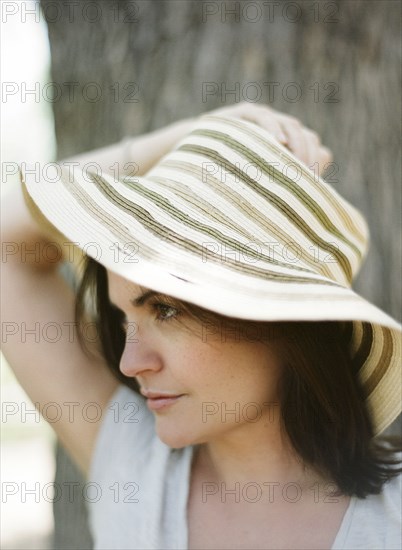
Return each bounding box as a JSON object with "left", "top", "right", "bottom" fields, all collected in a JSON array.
[{"left": 154, "top": 303, "right": 180, "bottom": 322}]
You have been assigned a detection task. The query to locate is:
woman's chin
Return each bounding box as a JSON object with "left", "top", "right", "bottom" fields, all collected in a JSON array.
[
  {"left": 156, "top": 429, "right": 195, "bottom": 449},
  {"left": 155, "top": 421, "right": 203, "bottom": 449}
]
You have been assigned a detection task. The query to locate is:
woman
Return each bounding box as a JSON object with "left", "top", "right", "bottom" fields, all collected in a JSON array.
[{"left": 2, "top": 103, "right": 401, "bottom": 549}]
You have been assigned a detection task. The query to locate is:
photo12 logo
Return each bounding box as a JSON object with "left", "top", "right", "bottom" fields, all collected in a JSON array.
[
  {"left": 1, "top": 1, "right": 140, "bottom": 24},
  {"left": 201, "top": 2, "right": 340, "bottom": 24},
  {"left": 1, "top": 480, "right": 140, "bottom": 504},
  {"left": 202, "top": 81, "right": 340, "bottom": 105},
  {"left": 1, "top": 81, "right": 140, "bottom": 104}
]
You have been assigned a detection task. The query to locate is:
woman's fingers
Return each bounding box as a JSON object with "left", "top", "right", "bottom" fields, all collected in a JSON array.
[
  {"left": 254, "top": 115, "right": 289, "bottom": 145},
  {"left": 243, "top": 104, "right": 289, "bottom": 144},
  {"left": 207, "top": 102, "right": 333, "bottom": 175},
  {"left": 274, "top": 112, "right": 333, "bottom": 175},
  {"left": 278, "top": 115, "right": 310, "bottom": 165},
  {"left": 211, "top": 103, "right": 287, "bottom": 144}
]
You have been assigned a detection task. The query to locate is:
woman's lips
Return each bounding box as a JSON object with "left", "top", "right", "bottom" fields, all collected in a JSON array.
[
  {"left": 140, "top": 389, "right": 186, "bottom": 411},
  {"left": 146, "top": 394, "right": 184, "bottom": 411}
]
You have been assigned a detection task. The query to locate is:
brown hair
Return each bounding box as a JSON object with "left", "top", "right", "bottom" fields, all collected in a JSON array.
[{"left": 75, "top": 255, "right": 401, "bottom": 498}]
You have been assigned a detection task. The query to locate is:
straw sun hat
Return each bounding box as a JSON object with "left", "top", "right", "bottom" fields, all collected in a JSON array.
[{"left": 21, "top": 114, "right": 401, "bottom": 435}]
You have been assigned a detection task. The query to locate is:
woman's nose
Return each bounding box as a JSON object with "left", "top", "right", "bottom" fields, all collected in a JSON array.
[{"left": 119, "top": 337, "right": 163, "bottom": 378}]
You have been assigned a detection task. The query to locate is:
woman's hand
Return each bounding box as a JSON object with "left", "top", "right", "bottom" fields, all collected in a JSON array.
[{"left": 206, "top": 102, "right": 333, "bottom": 175}]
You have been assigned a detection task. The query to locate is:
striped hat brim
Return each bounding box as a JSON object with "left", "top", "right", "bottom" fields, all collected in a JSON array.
[{"left": 20, "top": 114, "right": 401, "bottom": 435}]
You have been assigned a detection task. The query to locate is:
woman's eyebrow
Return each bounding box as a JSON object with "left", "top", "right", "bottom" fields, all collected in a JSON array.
[{"left": 130, "top": 290, "right": 159, "bottom": 307}]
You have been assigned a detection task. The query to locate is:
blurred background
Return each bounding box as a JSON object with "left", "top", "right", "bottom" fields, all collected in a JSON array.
[{"left": 1, "top": 0, "right": 401, "bottom": 548}]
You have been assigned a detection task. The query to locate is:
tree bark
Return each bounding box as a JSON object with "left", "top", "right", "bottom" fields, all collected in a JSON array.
[{"left": 39, "top": 1, "right": 401, "bottom": 547}]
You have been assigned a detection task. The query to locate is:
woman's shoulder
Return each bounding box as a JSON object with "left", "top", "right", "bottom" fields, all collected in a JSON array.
[
  {"left": 333, "top": 472, "right": 402, "bottom": 549},
  {"left": 374, "top": 470, "right": 402, "bottom": 515}
]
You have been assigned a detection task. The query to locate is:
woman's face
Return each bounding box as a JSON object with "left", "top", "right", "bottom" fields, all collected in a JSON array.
[{"left": 107, "top": 270, "right": 284, "bottom": 448}]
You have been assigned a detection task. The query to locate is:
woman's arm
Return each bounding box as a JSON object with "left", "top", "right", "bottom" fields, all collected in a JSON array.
[
  {"left": 1, "top": 181, "right": 119, "bottom": 477},
  {"left": 59, "top": 103, "right": 332, "bottom": 182},
  {"left": 61, "top": 117, "right": 197, "bottom": 178}
]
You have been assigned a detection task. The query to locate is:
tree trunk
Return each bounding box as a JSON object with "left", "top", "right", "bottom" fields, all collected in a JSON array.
[{"left": 40, "top": 1, "right": 401, "bottom": 547}]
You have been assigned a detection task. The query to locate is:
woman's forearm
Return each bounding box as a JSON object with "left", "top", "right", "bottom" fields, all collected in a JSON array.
[
  {"left": 3, "top": 117, "right": 196, "bottom": 271},
  {"left": 61, "top": 117, "right": 196, "bottom": 178}
]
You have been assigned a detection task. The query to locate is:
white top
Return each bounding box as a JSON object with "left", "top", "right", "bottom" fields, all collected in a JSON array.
[{"left": 87, "top": 385, "right": 402, "bottom": 550}]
